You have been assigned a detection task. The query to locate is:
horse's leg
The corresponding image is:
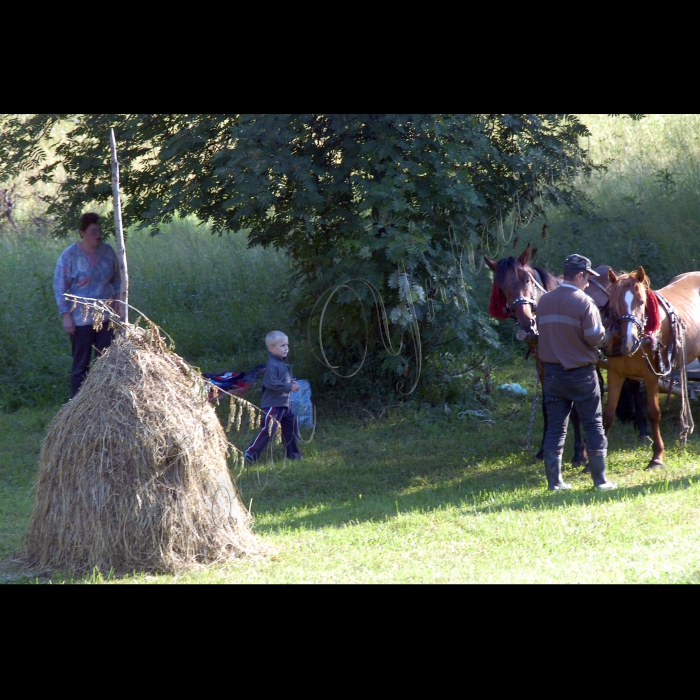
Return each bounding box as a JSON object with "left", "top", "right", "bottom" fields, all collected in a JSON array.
[
  {"left": 630, "top": 379, "right": 650, "bottom": 440},
  {"left": 644, "top": 379, "right": 664, "bottom": 470},
  {"left": 603, "top": 368, "right": 624, "bottom": 438}
]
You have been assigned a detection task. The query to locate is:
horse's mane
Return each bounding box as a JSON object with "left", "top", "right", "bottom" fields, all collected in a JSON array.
[
  {"left": 495, "top": 256, "right": 519, "bottom": 289},
  {"left": 532, "top": 265, "right": 559, "bottom": 292},
  {"left": 495, "top": 256, "right": 559, "bottom": 293}
]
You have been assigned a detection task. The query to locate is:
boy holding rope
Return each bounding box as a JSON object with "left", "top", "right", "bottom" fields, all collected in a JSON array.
[{"left": 244, "top": 331, "right": 303, "bottom": 463}]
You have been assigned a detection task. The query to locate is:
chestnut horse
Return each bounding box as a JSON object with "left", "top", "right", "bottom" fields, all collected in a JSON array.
[
  {"left": 485, "top": 244, "right": 648, "bottom": 466},
  {"left": 604, "top": 267, "right": 700, "bottom": 469}
]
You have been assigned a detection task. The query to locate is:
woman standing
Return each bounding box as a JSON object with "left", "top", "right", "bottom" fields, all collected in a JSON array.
[{"left": 53, "top": 212, "right": 122, "bottom": 398}]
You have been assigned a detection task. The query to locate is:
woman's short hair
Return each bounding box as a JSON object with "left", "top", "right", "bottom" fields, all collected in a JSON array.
[{"left": 79, "top": 212, "right": 101, "bottom": 232}]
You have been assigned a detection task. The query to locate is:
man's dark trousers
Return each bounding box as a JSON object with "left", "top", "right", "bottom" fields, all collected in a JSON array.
[
  {"left": 542, "top": 363, "right": 607, "bottom": 455},
  {"left": 70, "top": 323, "right": 114, "bottom": 398}
]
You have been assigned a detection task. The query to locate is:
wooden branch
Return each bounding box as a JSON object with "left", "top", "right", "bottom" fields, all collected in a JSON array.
[{"left": 110, "top": 128, "right": 129, "bottom": 323}]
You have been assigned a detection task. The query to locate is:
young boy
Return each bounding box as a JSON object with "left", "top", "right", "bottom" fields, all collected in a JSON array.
[{"left": 244, "top": 331, "right": 303, "bottom": 463}]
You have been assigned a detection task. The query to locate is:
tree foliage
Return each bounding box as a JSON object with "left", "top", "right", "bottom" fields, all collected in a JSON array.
[{"left": 0, "top": 114, "right": 604, "bottom": 398}]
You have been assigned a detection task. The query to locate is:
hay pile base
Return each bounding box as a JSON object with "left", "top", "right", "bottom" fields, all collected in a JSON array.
[{"left": 21, "top": 323, "right": 266, "bottom": 576}]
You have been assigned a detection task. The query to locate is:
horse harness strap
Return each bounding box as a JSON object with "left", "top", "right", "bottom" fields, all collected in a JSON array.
[
  {"left": 509, "top": 270, "right": 546, "bottom": 315},
  {"left": 589, "top": 277, "right": 610, "bottom": 297},
  {"left": 648, "top": 292, "right": 685, "bottom": 378},
  {"left": 654, "top": 292, "right": 694, "bottom": 442}
]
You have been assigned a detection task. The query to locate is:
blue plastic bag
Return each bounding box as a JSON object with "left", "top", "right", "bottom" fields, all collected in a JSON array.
[
  {"left": 498, "top": 382, "right": 528, "bottom": 396},
  {"left": 289, "top": 379, "right": 315, "bottom": 428}
]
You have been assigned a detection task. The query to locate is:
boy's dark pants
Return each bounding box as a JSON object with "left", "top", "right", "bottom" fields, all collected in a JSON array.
[
  {"left": 70, "top": 323, "right": 114, "bottom": 398},
  {"left": 245, "top": 406, "right": 302, "bottom": 461}
]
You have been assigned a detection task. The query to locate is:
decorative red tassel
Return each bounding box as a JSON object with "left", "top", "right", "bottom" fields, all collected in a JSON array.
[
  {"left": 488, "top": 280, "right": 509, "bottom": 319},
  {"left": 645, "top": 289, "right": 661, "bottom": 335}
]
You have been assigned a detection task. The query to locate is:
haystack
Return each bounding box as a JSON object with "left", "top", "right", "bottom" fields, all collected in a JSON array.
[{"left": 21, "top": 322, "right": 266, "bottom": 575}]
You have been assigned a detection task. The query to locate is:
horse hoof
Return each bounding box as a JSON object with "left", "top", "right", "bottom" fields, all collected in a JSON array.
[
  {"left": 579, "top": 464, "right": 591, "bottom": 474},
  {"left": 645, "top": 460, "right": 664, "bottom": 471}
]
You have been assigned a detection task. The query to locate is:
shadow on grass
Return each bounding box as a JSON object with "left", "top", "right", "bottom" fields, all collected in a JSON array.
[
  {"left": 235, "top": 399, "right": 700, "bottom": 535},
  {"left": 251, "top": 467, "right": 700, "bottom": 534},
  {"left": 243, "top": 411, "right": 700, "bottom": 529}
]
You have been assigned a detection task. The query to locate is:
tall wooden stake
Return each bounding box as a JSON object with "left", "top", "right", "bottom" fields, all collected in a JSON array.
[{"left": 110, "top": 128, "right": 129, "bottom": 323}]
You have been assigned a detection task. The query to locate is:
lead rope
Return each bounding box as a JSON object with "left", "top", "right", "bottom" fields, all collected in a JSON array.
[
  {"left": 649, "top": 292, "right": 693, "bottom": 443},
  {"left": 642, "top": 292, "right": 694, "bottom": 444},
  {"left": 524, "top": 360, "right": 540, "bottom": 454},
  {"left": 675, "top": 321, "right": 694, "bottom": 444}
]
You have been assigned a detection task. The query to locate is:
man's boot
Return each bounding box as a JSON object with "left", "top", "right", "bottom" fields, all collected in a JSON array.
[
  {"left": 588, "top": 452, "right": 617, "bottom": 490},
  {"left": 543, "top": 451, "right": 572, "bottom": 491}
]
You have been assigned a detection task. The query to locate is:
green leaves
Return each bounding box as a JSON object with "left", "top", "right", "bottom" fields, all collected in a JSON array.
[{"left": 0, "top": 114, "right": 598, "bottom": 397}]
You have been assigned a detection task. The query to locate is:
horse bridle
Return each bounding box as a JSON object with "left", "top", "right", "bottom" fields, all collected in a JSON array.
[
  {"left": 611, "top": 291, "right": 682, "bottom": 378},
  {"left": 507, "top": 272, "right": 548, "bottom": 318},
  {"left": 609, "top": 307, "right": 647, "bottom": 356}
]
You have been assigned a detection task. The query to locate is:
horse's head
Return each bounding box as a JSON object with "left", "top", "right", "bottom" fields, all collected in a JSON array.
[
  {"left": 485, "top": 244, "right": 539, "bottom": 337},
  {"left": 608, "top": 266, "right": 650, "bottom": 355}
]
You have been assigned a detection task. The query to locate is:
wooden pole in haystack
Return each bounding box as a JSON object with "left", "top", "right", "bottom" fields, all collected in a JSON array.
[{"left": 110, "top": 128, "right": 129, "bottom": 323}]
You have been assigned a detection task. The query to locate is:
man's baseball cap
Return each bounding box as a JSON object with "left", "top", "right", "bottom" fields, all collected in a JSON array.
[{"left": 564, "top": 253, "right": 599, "bottom": 276}]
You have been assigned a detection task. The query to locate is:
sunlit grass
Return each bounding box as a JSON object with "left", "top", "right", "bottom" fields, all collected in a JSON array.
[
  {"left": 4, "top": 368, "right": 700, "bottom": 583},
  {"left": 517, "top": 114, "right": 700, "bottom": 284}
]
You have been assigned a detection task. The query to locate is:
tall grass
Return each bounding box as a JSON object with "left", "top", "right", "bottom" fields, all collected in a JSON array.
[
  {"left": 0, "top": 234, "right": 69, "bottom": 410},
  {"left": 0, "top": 218, "right": 296, "bottom": 411},
  {"left": 523, "top": 114, "right": 700, "bottom": 284},
  {"left": 126, "top": 218, "right": 293, "bottom": 370}
]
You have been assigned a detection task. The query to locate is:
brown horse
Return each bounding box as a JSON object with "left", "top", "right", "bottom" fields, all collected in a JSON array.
[
  {"left": 603, "top": 267, "right": 700, "bottom": 469},
  {"left": 485, "top": 244, "right": 648, "bottom": 466}
]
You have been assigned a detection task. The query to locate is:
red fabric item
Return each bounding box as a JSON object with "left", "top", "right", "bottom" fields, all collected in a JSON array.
[
  {"left": 488, "top": 280, "right": 509, "bottom": 319},
  {"left": 645, "top": 289, "right": 661, "bottom": 335}
]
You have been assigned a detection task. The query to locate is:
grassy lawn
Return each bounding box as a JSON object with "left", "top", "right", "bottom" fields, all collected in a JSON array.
[
  {"left": 4, "top": 115, "right": 700, "bottom": 584},
  {"left": 3, "top": 362, "right": 700, "bottom": 584}
]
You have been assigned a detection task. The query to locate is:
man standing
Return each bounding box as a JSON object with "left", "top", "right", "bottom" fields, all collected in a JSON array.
[
  {"left": 53, "top": 212, "right": 121, "bottom": 398},
  {"left": 537, "top": 254, "right": 617, "bottom": 491}
]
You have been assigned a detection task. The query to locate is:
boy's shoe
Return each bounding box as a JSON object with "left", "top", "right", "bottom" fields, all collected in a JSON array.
[
  {"left": 243, "top": 452, "right": 255, "bottom": 464},
  {"left": 287, "top": 454, "right": 303, "bottom": 460}
]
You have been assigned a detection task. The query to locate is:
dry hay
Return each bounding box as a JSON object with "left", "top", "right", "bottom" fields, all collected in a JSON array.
[{"left": 20, "top": 321, "right": 267, "bottom": 576}]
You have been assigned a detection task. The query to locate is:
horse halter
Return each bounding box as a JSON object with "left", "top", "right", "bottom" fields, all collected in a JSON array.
[
  {"left": 507, "top": 272, "right": 547, "bottom": 315},
  {"left": 505, "top": 271, "right": 547, "bottom": 341},
  {"left": 610, "top": 305, "right": 647, "bottom": 356}
]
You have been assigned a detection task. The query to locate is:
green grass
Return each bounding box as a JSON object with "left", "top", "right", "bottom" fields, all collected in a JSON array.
[
  {"left": 3, "top": 360, "right": 700, "bottom": 584},
  {"left": 0, "top": 407, "right": 56, "bottom": 570},
  {"left": 0, "top": 218, "right": 299, "bottom": 410},
  {"left": 520, "top": 114, "right": 700, "bottom": 285}
]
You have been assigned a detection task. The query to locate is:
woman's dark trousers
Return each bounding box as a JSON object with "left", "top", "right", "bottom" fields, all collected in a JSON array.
[{"left": 70, "top": 323, "right": 114, "bottom": 398}]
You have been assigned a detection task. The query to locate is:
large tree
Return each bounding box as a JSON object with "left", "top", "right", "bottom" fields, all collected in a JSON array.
[{"left": 0, "top": 114, "right": 598, "bottom": 397}]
